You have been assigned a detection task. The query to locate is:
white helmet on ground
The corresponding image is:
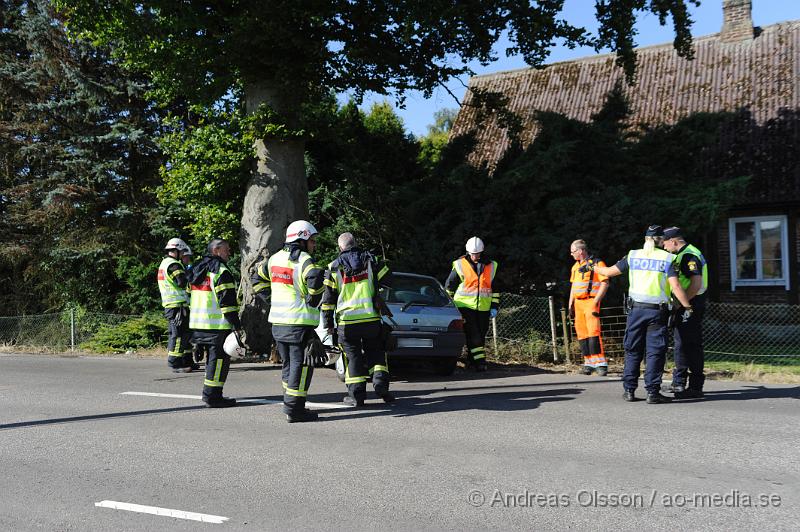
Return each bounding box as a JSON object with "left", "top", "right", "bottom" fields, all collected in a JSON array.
[
  {"left": 465, "top": 236, "right": 485, "bottom": 254},
  {"left": 165, "top": 237, "right": 188, "bottom": 252},
  {"left": 285, "top": 220, "right": 318, "bottom": 243},
  {"left": 223, "top": 332, "right": 246, "bottom": 358}
]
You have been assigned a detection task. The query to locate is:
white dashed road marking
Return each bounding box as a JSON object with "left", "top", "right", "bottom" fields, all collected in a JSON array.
[
  {"left": 120, "top": 391, "right": 352, "bottom": 409},
  {"left": 94, "top": 500, "right": 228, "bottom": 524}
]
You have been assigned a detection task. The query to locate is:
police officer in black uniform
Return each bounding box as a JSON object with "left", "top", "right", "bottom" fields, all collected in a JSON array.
[{"left": 662, "top": 227, "right": 708, "bottom": 399}]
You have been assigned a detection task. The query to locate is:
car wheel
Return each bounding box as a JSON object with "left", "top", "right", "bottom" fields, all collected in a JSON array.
[
  {"left": 335, "top": 354, "right": 346, "bottom": 382},
  {"left": 433, "top": 357, "right": 457, "bottom": 376}
]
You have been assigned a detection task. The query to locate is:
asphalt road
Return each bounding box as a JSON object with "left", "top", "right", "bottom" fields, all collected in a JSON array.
[{"left": 0, "top": 353, "right": 798, "bottom": 531}]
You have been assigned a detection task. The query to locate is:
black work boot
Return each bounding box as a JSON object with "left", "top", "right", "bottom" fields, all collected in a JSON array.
[
  {"left": 581, "top": 366, "right": 593, "bottom": 375},
  {"left": 474, "top": 360, "right": 488, "bottom": 372},
  {"left": 378, "top": 391, "right": 396, "bottom": 404},
  {"left": 647, "top": 392, "right": 673, "bottom": 404},
  {"left": 675, "top": 389, "right": 704, "bottom": 399},
  {"left": 286, "top": 410, "right": 319, "bottom": 423},
  {"left": 596, "top": 366, "right": 608, "bottom": 377},
  {"left": 622, "top": 390, "right": 636, "bottom": 402},
  {"left": 203, "top": 396, "right": 237, "bottom": 408}
]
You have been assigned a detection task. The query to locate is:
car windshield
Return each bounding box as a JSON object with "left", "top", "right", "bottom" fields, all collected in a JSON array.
[{"left": 380, "top": 275, "right": 450, "bottom": 307}]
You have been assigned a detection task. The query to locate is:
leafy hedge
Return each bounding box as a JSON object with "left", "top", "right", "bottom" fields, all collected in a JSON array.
[{"left": 80, "top": 314, "right": 168, "bottom": 353}]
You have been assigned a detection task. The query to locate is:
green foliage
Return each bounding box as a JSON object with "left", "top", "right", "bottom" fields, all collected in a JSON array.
[
  {"left": 418, "top": 108, "right": 458, "bottom": 172},
  {"left": 308, "top": 100, "right": 423, "bottom": 265},
  {"left": 401, "top": 87, "right": 753, "bottom": 298},
  {"left": 0, "top": 0, "right": 163, "bottom": 314},
  {"left": 156, "top": 103, "right": 252, "bottom": 247},
  {"left": 114, "top": 257, "right": 161, "bottom": 314},
  {"left": 80, "top": 313, "right": 167, "bottom": 353}
]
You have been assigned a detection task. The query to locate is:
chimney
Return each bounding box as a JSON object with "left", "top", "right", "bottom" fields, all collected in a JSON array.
[{"left": 720, "top": 0, "right": 754, "bottom": 43}]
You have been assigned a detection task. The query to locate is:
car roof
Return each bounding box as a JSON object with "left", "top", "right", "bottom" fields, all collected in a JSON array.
[{"left": 392, "top": 272, "right": 439, "bottom": 281}]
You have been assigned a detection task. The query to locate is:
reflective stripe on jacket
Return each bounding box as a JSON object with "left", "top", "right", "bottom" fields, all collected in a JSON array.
[
  {"left": 158, "top": 257, "right": 189, "bottom": 308},
  {"left": 326, "top": 261, "right": 380, "bottom": 325},
  {"left": 267, "top": 249, "right": 321, "bottom": 326},
  {"left": 627, "top": 248, "right": 676, "bottom": 305},
  {"left": 570, "top": 258, "right": 608, "bottom": 299},
  {"left": 189, "top": 263, "right": 236, "bottom": 330},
  {"left": 451, "top": 257, "right": 498, "bottom": 311}
]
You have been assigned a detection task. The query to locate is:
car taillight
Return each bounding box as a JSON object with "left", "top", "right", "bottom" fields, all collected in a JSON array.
[{"left": 448, "top": 319, "right": 463, "bottom": 331}]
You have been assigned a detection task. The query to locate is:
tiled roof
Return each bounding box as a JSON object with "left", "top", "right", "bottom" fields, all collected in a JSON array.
[{"left": 451, "top": 21, "right": 800, "bottom": 170}]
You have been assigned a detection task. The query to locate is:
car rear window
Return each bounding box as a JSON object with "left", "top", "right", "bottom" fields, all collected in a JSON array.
[{"left": 380, "top": 275, "right": 450, "bottom": 307}]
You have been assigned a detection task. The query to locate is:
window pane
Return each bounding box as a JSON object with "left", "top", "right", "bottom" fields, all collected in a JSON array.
[
  {"left": 735, "top": 222, "right": 756, "bottom": 279},
  {"left": 760, "top": 220, "right": 783, "bottom": 279}
]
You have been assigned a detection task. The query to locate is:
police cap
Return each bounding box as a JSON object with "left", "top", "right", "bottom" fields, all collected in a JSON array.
[
  {"left": 663, "top": 226, "right": 682, "bottom": 240},
  {"left": 645, "top": 225, "right": 664, "bottom": 237}
]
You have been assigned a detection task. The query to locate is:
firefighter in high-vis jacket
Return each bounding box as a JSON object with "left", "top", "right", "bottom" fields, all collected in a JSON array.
[
  {"left": 157, "top": 238, "right": 197, "bottom": 373},
  {"left": 188, "top": 238, "right": 241, "bottom": 408},
  {"left": 592, "top": 226, "right": 693, "bottom": 404},
  {"left": 445, "top": 237, "right": 499, "bottom": 372},
  {"left": 321, "top": 232, "right": 394, "bottom": 407},
  {"left": 569, "top": 239, "right": 609, "bottom": 376},
  {"left": 662, "top": 226, "right": 708, "bottom": 399},
  {"left": 260, "top": 220, "right": 325, "bottom": 423}
]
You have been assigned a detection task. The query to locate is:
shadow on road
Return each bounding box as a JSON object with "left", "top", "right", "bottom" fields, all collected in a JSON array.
[
  {"left": 311, "top": 386, "right": 582, "bottom": 422},
  {"left": 682, "top": 385, "right": 800, "bottom": 403}
]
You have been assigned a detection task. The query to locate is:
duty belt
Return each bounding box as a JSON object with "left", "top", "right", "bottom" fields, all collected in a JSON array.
[{"left": 631, "top": 302, "right": 663, "bottom": 310}]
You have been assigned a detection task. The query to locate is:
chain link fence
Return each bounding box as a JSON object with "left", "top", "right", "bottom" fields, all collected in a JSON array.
[
  {"left": 0, "top": 310, "right": 143, "bottom": 352},
  {"left": 487, "top": 295, "right": 800, "bottom": 370},
  {"left": 2, "top": 300, "right": 799, "bottom": 370}
]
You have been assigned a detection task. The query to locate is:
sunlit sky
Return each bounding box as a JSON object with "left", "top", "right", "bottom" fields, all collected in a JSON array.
[{"left": 347, "top": 0, "right": 800, "bottom": 137}]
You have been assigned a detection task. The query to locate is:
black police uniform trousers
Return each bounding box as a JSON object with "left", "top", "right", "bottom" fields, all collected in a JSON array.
[
  {"left": 622, "top": 305, "right": 669, "bottom": 394},
  {"left": 192, "top": 330, "right": 231, "bottom": 402},
  {"left": 165, "top": 306, "right": 193, "bottom": 369},
  {"left": 272, "top": 324, "right": 314, "bottom": 416},
  {"left": 338, "top": 320, "right": 389, "bottom": 402},
  {"left": 672, "top": 297, "right": 706, "bottom": 391},
  {"left": 459, "top": 307, "right": 490, "bottom": 363}
]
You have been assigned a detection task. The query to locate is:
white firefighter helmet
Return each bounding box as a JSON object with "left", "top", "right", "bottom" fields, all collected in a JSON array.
[
  {"left": 223, "top": 332, "right": 246, "bottom": 358},
  {"left": 165, "top": 237, "right": 188, "bottom": 252},
  {"left": 285, "top": 220, "right": 318, "bottom": 242},
  {"left": 465, "top": 236, "right": 485, "bottom": 254},
  {"left": 181, "top": 243, "right": 193, "bottom": 256}
]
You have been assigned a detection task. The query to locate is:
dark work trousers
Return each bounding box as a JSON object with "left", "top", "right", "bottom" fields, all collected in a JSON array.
[
  {"left": 622, "top": 306, "right": 669, "bottom": 394},
  {"left": 338, "top": 320, "right": 389, "bottom": 402},
  {"left": 165, "top": 307, "right": 193, "bottom": 369},
  {"left": 458, "top": 307, "right": 490, "bottom": 363},
  {"left": 672, "top": 297, "right": 706, "bottom": 391},
  {"left": 272, "top": 324, "right": 314, "bottom": 416},
  {"left": 193, "top": 330, "right": 230, "bottom": 401}
]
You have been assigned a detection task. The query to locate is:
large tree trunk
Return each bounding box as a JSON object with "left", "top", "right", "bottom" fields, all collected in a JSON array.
[{"left": 239, "top": 81, "right": 307, "bottom": 356}]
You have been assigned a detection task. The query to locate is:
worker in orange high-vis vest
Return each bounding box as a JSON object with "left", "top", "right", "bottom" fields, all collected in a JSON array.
[
  {"left": 445, "top": 236, "right": 499, "bottom": 372},
  {"left": 568, "top": 239, "right": 609, "bottom": 376}
]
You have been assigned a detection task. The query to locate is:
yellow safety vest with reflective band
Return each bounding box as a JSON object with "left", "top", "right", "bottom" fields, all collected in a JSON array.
[
  {"left": 189, "top": 263, "right": 237, "bottom": 330},
  {"left": 267, "top": 249, "right": 321, "bottom": 326},
  {"left": 674, "top": 244, "right": 707, "bottom": 295},
  {"left": 451, "top": 257, "right": 498, "bottom": 311},
  {"left": 158, "top": 257, "right": 189, "bottom": 308},
  {"left": 327, "top": 261, "right": 380, "bottom": 325},
  {"left": 627, "top": 248, "right": 675, "bottom": 305}
]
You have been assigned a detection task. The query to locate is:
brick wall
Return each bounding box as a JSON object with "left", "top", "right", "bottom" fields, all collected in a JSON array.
[{"left": 721, "top": 0, "right": 754, "bottom": 43}]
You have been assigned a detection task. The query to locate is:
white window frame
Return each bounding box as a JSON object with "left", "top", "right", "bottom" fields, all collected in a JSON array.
[{"left": 728, "top": 215, "right": 790, "bottom": 290}]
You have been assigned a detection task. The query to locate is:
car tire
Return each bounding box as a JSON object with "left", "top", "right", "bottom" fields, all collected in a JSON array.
[
  {"left": 433, "top": 357, "right": 458, "bottom": 376},
  {"left": 335, "top": 355, "right": 346, "bottom": 382}
]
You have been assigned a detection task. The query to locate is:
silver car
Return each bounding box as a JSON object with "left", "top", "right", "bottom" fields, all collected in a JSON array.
[{"left": 316, "top": 272, "right": 465, "bottom": 378}]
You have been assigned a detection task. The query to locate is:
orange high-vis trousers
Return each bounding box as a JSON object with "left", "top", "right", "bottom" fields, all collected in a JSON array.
[{"left": 573, "top": 298, "right": 607, "bottom": 367}]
